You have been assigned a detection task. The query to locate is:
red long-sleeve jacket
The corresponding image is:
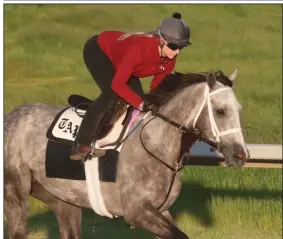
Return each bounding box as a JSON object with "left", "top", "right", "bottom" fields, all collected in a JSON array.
[{"left": 98, "top": 31, "right": 176, "bottom": 109}]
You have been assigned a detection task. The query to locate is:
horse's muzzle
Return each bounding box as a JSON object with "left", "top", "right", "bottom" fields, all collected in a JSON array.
[
  {"left": 224, "top": 143, "right": 250, "bottom": 167},
  {"left": 225, "top": 150, "right": 250, "bottom": 167}
]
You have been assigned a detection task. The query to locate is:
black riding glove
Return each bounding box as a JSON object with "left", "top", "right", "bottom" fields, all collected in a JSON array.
[{"left": 138, "top": 101, "right": 159, "bottom": 113}]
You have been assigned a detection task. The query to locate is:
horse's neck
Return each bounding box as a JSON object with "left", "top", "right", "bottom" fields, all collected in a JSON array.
[
  {"left": 160, "top": 82, "right": 205, "bottom": 128},
  {"left": 141, "top": 83, "right": 205, "bottom": 165}
]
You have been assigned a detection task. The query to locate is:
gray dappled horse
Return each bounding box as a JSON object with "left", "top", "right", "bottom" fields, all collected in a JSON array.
[{"left": 4, "top": 69, "right": 249, "bottom": 239}]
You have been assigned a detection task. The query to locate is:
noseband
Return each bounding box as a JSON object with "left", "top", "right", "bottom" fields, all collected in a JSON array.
[{"left": 192, "top": 83, "right": 241, "bottom": 145}]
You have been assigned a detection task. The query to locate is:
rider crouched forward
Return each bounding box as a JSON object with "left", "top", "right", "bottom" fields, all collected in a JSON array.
[{"left": 70, "top": 12, "right": 192, "bottom": 160}]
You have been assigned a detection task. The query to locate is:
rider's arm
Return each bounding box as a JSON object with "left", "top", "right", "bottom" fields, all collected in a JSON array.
[{"left": 111, "top": 46, "right": 143, "bottom": 109}]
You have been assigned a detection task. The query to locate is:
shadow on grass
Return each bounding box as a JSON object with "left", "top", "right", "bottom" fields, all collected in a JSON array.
[
  {"left": 4, "top": 182, "right": 281, "bottom": 238},
  {"left": 170, "top": 181, "right": 282, "bottom": 227}
]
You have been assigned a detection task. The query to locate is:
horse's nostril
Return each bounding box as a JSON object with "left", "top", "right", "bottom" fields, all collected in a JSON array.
[
  {"left": 237, "top": 153, "right": 243, "bottom": 159},
  {"left": 233, "top": 152, "right": 244, "bottom": 160}
]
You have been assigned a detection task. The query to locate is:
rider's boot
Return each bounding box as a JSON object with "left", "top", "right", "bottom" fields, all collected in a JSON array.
[
  {"left": 70, "top": 95, "right": 110, "bottom": 160},
  {"left": 70, "top": 95, "right": 127, "bottom": 160}
]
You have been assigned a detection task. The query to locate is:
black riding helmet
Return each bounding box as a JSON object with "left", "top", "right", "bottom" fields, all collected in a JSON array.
[{"left": 156, "top": 12, "right": 191, "bottom": 47}]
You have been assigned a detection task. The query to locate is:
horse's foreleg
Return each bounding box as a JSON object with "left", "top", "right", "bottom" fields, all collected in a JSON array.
[
  {"left": 4, "top": 165, "right": 32, "bottom": 239},
  {"left": 31, "top": 179, "right": 82, "bottom": 239},
  {"left": 125, "top": 203, "right": 188, "bottom": 239},
  {"left": 156, "top": 210, "right": 177, "bottom": 239}
]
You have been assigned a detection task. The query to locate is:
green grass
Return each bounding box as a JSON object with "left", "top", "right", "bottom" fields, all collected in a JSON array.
[
  {"left": 9, "top": 167, "right": 280, "bottom": 239},
  {"left": 4, "top": 4, "right": 282, "bottom": 239}
]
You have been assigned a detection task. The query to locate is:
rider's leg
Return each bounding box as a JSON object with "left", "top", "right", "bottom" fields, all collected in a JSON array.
[
  {"left": 70, "top": 34, "right": 116, "bottom": 160},
  {"left": 71, "top": 93, "right": 116, "bottom": 160}
]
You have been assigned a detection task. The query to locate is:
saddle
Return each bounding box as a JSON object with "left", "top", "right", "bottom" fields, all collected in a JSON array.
[
  {"left": 68, "top": 94, "right": 128, "bottom": 140},
  {"left": 45, "top": 94, "right": 133, "bottom": 182}
]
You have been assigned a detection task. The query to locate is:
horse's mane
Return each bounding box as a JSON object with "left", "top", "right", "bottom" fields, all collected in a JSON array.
[{"left": 143, "top": 70, "right": 233, "bottom": 107}]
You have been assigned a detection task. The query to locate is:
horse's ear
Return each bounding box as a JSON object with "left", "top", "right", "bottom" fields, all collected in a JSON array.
[
  {"left": 207, "top": 72, "right": 216, "bottom": 89},
  {"left": 229, "top": 68, "right": 238, "bottom": 82}
]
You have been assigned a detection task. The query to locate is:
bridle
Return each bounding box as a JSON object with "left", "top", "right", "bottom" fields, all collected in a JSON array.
[
  {"left": 192, "top": 83, "right": 242, "bottom": 144},
  {"left": 144, "top": 73, "right": 242, "bottom": 154}
]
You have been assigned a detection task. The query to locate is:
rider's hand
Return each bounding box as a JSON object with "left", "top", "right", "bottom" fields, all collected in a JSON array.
[{"left": 138, "top": 101, "right": 159, "bottom": 113}]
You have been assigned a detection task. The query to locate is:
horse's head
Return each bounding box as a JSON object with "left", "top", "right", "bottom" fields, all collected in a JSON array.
[
  {"left": 191, "top": 69, "right": 250, "bottom": 167},
  {"left": 145, "top": 68, "right": 249, "bottom": 167}
]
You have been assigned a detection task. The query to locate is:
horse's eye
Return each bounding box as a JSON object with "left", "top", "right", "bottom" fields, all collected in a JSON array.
[{"left": 216, "top": 109, "right": 225, "bottom": 116}]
